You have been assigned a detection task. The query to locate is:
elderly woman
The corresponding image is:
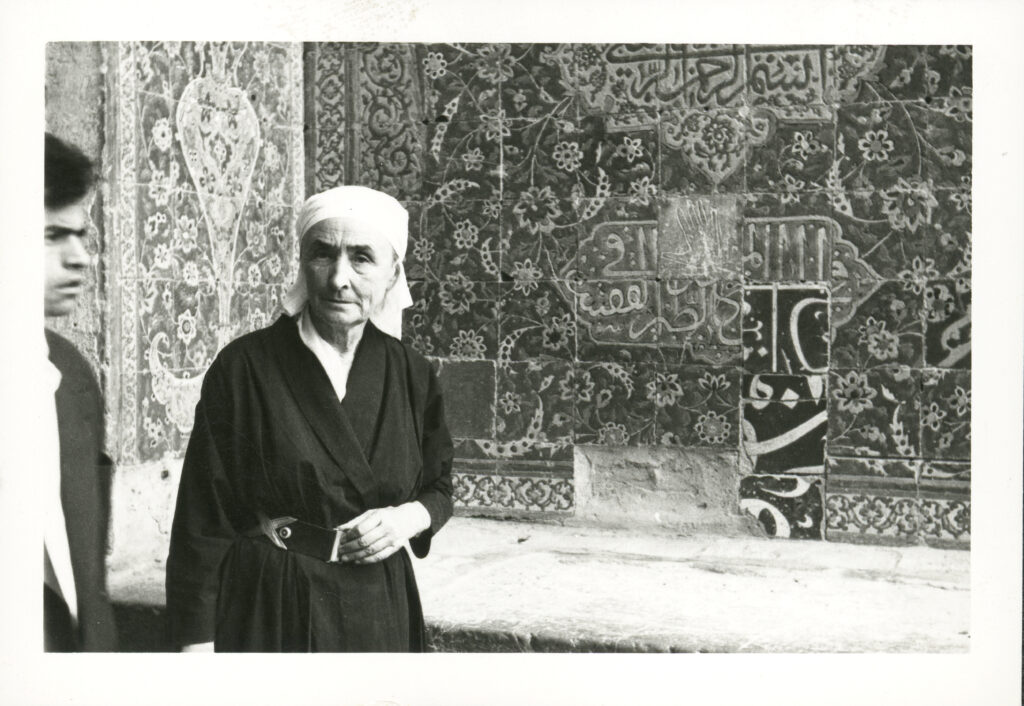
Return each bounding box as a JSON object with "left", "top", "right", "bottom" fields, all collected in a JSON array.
[{"left": 166, "top": 186, "right": 454, "bottom": 652}]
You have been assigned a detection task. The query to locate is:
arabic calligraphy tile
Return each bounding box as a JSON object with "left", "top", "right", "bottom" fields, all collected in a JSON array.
[
  {"left": 920, "top": 369, "right": 970, "bottom": 460},
  {"left": 671, "top": 45, "right": 747, "bottom": 109},
  {"left": 910, "top": 103, "right": 972, "bottom": 189},
  {"left": 741, "top": 374, "right": 827, "bottom": 402},
  {"left": 406, "top": 199, "right": 501, "bottom": 282},
  {"left": 404, "top": 279, "right": 499, "bottom": 360},
  {"left": 840, "top": 45, "right": 930, "bottom": 103},
  {"left": 740, "top": 398, "right": 826, "bottom": 475},
  {"left": 435, "top": 359, "right": 496, "bottom": 439},
  {"left": 419, "top": 43, "right": 501, "bottom": 117},
  {"left": 740, "top": 192, "right": 841, "bottom": 284},
  {"left": 576, "top": 279, "right": 661, "bottom": 364},
  {"left": 924, "top": 45, "right": 972, "bottom": 99},
  {"left": 573, "top": 361, "right": 656, "bottom": 446},
  {"left": 651, "top": 364, "right": 739, "bottom": 447},
  {"left": 565, "top": 43, "right": 666, "bottom": 119},
  {"left": 830, "top": 280, "right": 924, "bottom": 369},
  {"left": 740, "top": 474, "right": 823, "bottom": 540},
  {"left": 659, "top": 278, "right": 743, "bottom": 366},
  {"left": 827, "top": 366, "right": 921, "bottom": 459},
  {"left": 422, "top": 119, "right": 501, "bottom": 204},
  {"left": 741, "top": 285, "right": 773, "bottom": 372},
  {"left": 498, "top": 281, "right": 576, "bottom": 362},
  {"left": 494, "top": 361, "right": 574, "bottom": 461},
  {"left": 922, "top": 279, "right": 971, "bottom": 369},
  {"left": 660, "top": 108, "right": 754, "bottom": 194},
  {"left": 746, "top": 46, "right": 830, "bottom": 110},
  {"left": 747, "top": 119, "right": 835, "bottom": 195},
  {"left": 575, "top": 198, "right": 658, "bottom": 281},
  {"left": 657, "top": 194, "right": 743, "bottom": 280},
  {"left": 502, "top": 44, "right": 576, "bottom": 120},
  {"left": 741, "top": 285, "right": 828, "bottom": 374}
]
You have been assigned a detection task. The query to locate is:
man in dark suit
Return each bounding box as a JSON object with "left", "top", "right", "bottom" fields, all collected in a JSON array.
[{"left": 43, "top": 132, "right": 117, "bottom": 651}]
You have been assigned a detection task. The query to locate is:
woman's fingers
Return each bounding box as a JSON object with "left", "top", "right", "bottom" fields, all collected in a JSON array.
[
  {"left": 351, "top": 541, "right": 401, "bottom": 565},
  {"left": 335, "top": 524, "right": 387, "bottom": 559}
]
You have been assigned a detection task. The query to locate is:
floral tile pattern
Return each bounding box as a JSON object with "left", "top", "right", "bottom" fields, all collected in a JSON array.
[
  {"left": 740, "top": 474, "right": 824, "bottom": 539},
  {"left": 59, "top": 41, "right": 973, "bottom": 541},
  {"left": 499, "top": 281, "right": 576, "bottom": 362},
  {"left": 574, "top": 362, "right": 656, "bottom": 446},
  {"left": 651, "top": 365, "right": 740, "bottom": 447},
  {"left": 824, "top": 457, "right": 921, "bottom": 545},
  {"left": 922, "top": 279, "right": 971, "bottom": 369},
  {"left": 828, "top": 366, "right": 921, "bottom": 458},
  {"left": 920, "top": 369, "right": 970, "bottom": 460},
  {"left": 404, "top": 279, "right": 500, "bottom": 360},
  {"left": 109, "top": 42, "right": 304, "bottom": 464},
  {"left": 830, "top": 280, "right": 924, "bottom": 369},
  {"left": 492, "top": 361, "right": 574, "bottom": 461}
]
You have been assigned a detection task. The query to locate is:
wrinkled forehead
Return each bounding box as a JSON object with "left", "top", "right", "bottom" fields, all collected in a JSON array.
[
  {"left": 45, "top": 200, "right": 90, "bottom": 231},
  {"left": 301, "top": 216, "right": 397, "bottom": 257}
]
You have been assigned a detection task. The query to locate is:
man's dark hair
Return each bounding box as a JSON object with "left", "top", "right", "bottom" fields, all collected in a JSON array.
[{"left": 45, "top": 132, "right": 96, "bottom": 210}]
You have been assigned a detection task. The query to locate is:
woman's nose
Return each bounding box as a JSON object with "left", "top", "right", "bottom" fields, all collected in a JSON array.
[
  {"left": 62, "top": 234, "right": 89, "bottom": 270},
  {"left": 328, "top": 256, "right": 353, "bottom": 289}
]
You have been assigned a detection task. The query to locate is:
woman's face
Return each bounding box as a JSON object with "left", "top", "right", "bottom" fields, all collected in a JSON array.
[{"left": 301, "top": 217, "right": 398, "bottom": 334}]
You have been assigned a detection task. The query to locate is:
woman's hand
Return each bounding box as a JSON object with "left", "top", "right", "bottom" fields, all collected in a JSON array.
[
  {"left": 334, "top": 502, "right": 431, "bottom": 565},
  {"left": 181, "top": 641, "right": 214, "bottom": 652}
]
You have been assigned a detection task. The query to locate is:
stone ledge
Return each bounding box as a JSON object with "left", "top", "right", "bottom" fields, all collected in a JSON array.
[{"left": 108, "top": 517, "right": 970, "bottom": 653}]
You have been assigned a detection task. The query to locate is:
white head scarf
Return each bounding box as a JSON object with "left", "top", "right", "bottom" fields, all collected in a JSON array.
[{"left": 282, "top": 186, "right": 413, "bottom": 339}]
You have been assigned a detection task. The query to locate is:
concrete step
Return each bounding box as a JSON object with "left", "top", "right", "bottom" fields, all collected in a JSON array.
[{"left": 108, "top": 517, "right": 969, "bottom": 652}]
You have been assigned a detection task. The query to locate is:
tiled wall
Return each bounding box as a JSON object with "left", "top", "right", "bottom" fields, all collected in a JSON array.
[
  {"left": 309, "top": 44, "right": 971, "bottom": 547},
  {"left": 103, "top": 41, "right": 305, "bottom": 466}
]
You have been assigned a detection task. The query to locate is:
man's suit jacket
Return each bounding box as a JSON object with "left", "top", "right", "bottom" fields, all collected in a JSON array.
[{"left": 46, "top": 330, "right": 117, "bottom": 651}]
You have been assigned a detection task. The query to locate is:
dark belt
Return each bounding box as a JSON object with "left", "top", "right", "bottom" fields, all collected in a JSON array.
[{"left": 246, "top": 513, "right": 341, "bottom": 563}]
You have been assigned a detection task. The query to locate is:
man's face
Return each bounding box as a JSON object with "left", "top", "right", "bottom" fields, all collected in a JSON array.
[
  {"left": 301, "top": 217, "right": 398, "bottom": 334},
  {"left": 44, "top": 199, "right": 90, "bottom": 317}
]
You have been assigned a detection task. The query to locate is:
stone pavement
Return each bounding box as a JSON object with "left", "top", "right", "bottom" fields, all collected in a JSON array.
[{"left": 108, "top": 517, "right": 970, "bottom": 652}]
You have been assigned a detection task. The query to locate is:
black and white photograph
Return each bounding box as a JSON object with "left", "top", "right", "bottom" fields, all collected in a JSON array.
[{"left": 2, "top": 1, "right": 1022, "bottom": 704}]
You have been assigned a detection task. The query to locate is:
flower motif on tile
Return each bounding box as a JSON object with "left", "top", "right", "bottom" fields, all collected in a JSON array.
[
  {"left": 513, "top": 186, "right": 563, "bottom": 235},
  {"left": 423, "top": 51, "right": 447, "bottom": 79},
  {"left": 508, "top": 259, "right": 543, "bottom": 295},
  {"left": 663, "top": 109, "right": 770, "bottom": 186},
  {"left": 474, "top": 44, "right": 515, "bottom": 84},
  {"left": 828, "top": 367, "right": 919, "bottom": 458},
  {"left": 438, "top": 273, "right": 478, "bottom": 315},
  {"left": 499, "top": 282, "right": 575, "bottom": 362},
  {"left": 879, "top": 177, "right": 939, "bottom": 233},
  {"left": 560, "top": 366, "right": 595, "bottom": 402},
  {"left": 918, "top": 498, "right": 969, "bottom": 542},
  {"left": 575, "top": 362, "right": 654, "bottom": 446},
  {"left": 922, "top": 279, "right": 971, "bottom": 368},
  {"left": 450, "top": 329, "right": 487, "bottom": 360},
  {"left": 646, "top": 372, "right": 684, "bottom": 408},
  {"left": 857, "top": 129, "right": 894, "bottom": 162},
  {"left": 921, "top": 369, "right": 970, "bottom": 460},
  {"left": 552, "top": 140, "right": 584, "bottom": 172},
  {"left": 826, "top": 494, "right": 919, "bottom": 538}
]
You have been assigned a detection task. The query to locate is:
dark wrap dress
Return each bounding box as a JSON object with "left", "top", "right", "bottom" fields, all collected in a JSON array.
[{"left": 166, "top": 315, "right": 454, "bottom": 651}]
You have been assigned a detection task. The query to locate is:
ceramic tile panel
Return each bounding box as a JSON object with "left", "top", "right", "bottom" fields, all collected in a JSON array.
[
  {"left": 73, "top": 43, "right": 971, "bottom": 539},
  {"left": 920, "top": 369, "right": 970, "bottom": 460},
  {"left": 574, "top": 361, "right": 656, "bottom": 446},
  {"left": 827, "top": 366, "right": 921, "bottom": 459},
  {"left": 740, "top": 474, "right": 824, "bottom": 539},
  {"left": 107, "top": 42, "right": 304, "bottom": 464},
  {"left": 824, "top": 457, "right": 921, "bottom": 545},
  {"left": 742, "top": 285, "right": 829, "bottom": 374},
  {"left": 651, "top": 365, "right": 740, "bottom": 448},
  {"left": 492, "top": 361, "right": 575, "bottom": 461},
  {"left": 922, "top": 279, "right": 971, "bottom": 369}
]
